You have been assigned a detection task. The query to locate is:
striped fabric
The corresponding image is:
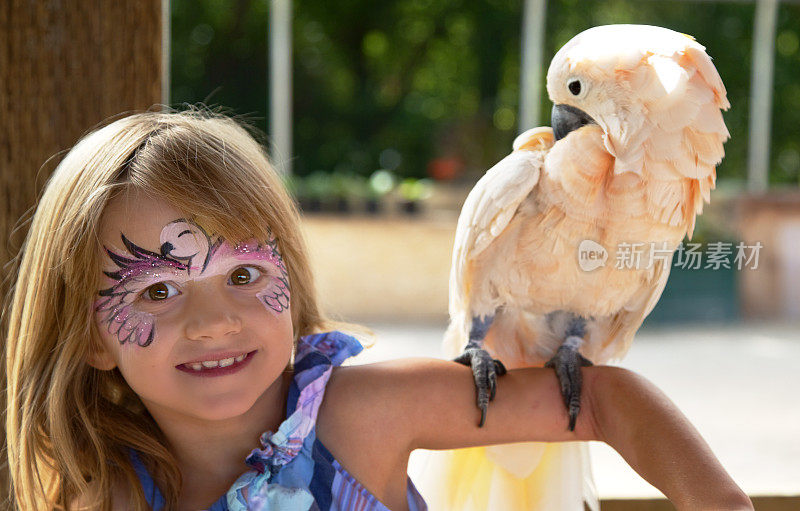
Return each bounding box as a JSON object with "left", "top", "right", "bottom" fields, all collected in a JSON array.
[
  {"left": 130, "top": 331, "right": 428, "bottom": 510},
  {"left": 330, "top": 460, "right": 427, "bottom": 511}
]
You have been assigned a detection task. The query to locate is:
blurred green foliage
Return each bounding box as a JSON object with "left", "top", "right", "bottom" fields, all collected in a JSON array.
[{"left": 171, "top": 0, "right": 800, "bottom": 186}]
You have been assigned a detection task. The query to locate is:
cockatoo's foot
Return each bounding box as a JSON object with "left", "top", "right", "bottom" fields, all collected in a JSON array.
[
  {"left": 544, "top": 336, "right": 593, "bottom": 431},
  {"left": 453, "top": 341, "right": 507, "bottom": 427}
]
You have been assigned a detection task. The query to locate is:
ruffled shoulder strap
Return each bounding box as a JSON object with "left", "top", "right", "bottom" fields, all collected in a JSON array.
[
  {"left": 244, "top": 331, "right": 363, "bottom": 474},
  {"left": 296, "top": 330, "right": 365, "bottom": 366},
  {"left": 128, "top": 448, "right": 166, "bottom": 510}
]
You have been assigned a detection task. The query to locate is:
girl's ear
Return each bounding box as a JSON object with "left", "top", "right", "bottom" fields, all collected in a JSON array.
[
  {"left": 86, "top": 344, "right": 117, "bottom": 371},
  {"left": 87, "top": 324, "right": 117, "bottom": 370}
]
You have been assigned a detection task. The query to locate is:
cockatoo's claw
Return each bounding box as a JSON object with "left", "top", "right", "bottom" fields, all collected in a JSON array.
[
  {"left": 453, "top": 346, "right": 507, "bottom": 428},
  {"left": 545, "top": 338, "right": 593, "bottom": 432}
]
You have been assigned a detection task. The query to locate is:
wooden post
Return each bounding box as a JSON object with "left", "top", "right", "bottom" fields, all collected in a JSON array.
[
  {"left": 519, "top": 0, "right": 547, "bottom": 132},
  {"left": 747, "top": 0, "right": 779, "bottom": 193},
  {"left": 0, "top": 1, "right": 164, "bottom": 503},
  {"left": 1, "top": 0, "right": 164, "bottom": 293}
]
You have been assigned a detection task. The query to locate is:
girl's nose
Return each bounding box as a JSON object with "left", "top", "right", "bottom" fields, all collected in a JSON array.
[
  {"left": 185, "top": 311, "right": 242, "bottom": 341},
  {"left": 183, "top": 288, "right": 243, "bottom": 341}
]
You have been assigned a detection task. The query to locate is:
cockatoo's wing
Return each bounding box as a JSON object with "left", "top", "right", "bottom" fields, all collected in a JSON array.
[
  {"left": 449, "top": 127, "right": 554, "bottom": 320},
  {"left": 597, "top": 252, "right": 674, "bottom": 362}
]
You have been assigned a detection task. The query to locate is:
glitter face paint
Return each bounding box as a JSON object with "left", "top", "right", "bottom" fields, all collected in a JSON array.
[
  {"left": 95, "top": 219, "right": 290, "bottom": 347},
  {"left": 221, "top": 237, "right": 291, "bottom": 314}
]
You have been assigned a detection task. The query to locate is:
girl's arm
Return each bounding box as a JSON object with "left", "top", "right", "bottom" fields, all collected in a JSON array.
[
  {"left": 582, "top": 366, "right": 754, "bottom": 511},
  {"left": 321, "top": 358, "right": 752, "bottom": 511}
]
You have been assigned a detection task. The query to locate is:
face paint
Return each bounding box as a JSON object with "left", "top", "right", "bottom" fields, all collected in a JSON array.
[
  {"left": 252, "top": 238, "right": 291, "bottom": 314},
  {"left": 94, "top": 227, "right": 192, "bottom": 347},
  {"left": 200, "top": 235, "right": 291, "bottom": 315},
  {"left": 95, "top": 219, "right": 291, "bottom": 347}
]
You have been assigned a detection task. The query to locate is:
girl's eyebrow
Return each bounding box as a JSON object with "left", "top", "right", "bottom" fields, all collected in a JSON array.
[
  {"left": 101, "top": 231, "right": 285, "bottom": 290},
  {"left": 215, "top": 239, "right": 286, "bottom": 268},
  {"left": 102, "top": 250, "right": 188, "bottom": 285},
  {"left": 102, "top": 233, "right": 190, "bottom": 285},
  {"left": 103, "top": 243, "right": 279, "bottom": 284}
]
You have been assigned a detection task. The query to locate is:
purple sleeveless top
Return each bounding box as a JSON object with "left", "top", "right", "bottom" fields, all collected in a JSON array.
[{"left": 130, "top": 331, "right": 428, "bottom": 510}]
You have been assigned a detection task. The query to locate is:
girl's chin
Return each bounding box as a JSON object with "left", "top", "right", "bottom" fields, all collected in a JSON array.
[
  {"left": 140, "top": 388, "right": 264, "bottom": 424},
  {"left": 183, "top": 396, "right": 264, "bottom": 423},
  {"left": 140, "top": 359, "right": 290, "bottom": 423},
  {"left": 182, "top": 378, "right": 286, "bottom": 423}
]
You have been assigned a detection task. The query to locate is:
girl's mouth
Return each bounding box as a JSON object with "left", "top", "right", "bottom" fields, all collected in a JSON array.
[{"left": 176, "top": 350, "right": 256, "bottom": 377}]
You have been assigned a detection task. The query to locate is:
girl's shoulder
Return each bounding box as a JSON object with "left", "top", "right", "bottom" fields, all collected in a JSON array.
[
  {"left": 296, "top": 330, "right": 410, "bottom": 437},
  {"left": 316, "top": 359, "right": 441, "bottom": 510},
  {"left": 318, "top": 357, "right": 456, "bottom": 448}
]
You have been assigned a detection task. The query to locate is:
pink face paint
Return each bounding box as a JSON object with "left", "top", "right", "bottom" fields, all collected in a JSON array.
[
  {"left": 94, "top": 223, "right": 194, "bottom": 347},
  {"left": 218, "top": 237, "right": 291, "bottom": 315},
  {"left": 158, "top": 220, "right": 215, "bottom": 275},
  {"left": 95, "top": 219, "right": 290, "bottom": 347},
  {"left": 262, "top": 239, "right": 291, "bottom": 314}
]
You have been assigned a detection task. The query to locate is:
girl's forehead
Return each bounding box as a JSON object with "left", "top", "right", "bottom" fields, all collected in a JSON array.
[
  {"left": 99, "top": 192, "right": 185, "bottom": 252},
  {"left": 98, "top": 193, "right": 227, "bottom": 276},
  {"left": 98, "top": 192, "right": 281, "bottom": 275}
]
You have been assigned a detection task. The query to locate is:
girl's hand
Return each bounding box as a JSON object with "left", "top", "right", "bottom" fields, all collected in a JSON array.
[
  {"left": 320, "top": 358, "right": 753, "bottom": 511},
  {"left": 589, "top": 366, "right": 754, "bottom": 511}
]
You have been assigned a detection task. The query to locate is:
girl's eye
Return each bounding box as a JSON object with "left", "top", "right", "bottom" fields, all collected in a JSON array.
[
  {"left": 142, "top": 282, "right": 179, "bottom": 302},
  {"left": 136, "top": 267, "right": 262, "bottom": 302},
  {"left": 230, "top": 266, "right": 262, "bottom": 286}
]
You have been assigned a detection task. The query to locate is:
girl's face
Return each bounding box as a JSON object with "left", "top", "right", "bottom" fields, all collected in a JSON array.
[{"left": 90, "top": 190, "right": 294, "bottom": 422}]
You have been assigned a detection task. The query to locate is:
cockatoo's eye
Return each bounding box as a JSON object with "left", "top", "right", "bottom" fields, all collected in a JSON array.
[{"left": 568, "top": 79, "right": 582, "bottom": 96}]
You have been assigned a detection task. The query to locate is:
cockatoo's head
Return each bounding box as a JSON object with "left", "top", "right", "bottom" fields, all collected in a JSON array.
[{"left": 546, "top": 24, "right": 730, "bottom": 179}]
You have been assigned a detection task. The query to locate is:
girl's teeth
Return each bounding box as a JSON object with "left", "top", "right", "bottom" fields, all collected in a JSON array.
[{"left": 187, "top": 353, "right": 248, "bottom": 371}]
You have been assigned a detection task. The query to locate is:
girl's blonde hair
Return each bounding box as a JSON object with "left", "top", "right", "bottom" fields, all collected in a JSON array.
[{"left": 4, "top": 108, "right": 333, "bottom": 510}]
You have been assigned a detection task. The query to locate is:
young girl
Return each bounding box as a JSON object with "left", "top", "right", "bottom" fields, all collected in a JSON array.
[{"left": 3, "top": 109, "right": 752, "bottom": 511}]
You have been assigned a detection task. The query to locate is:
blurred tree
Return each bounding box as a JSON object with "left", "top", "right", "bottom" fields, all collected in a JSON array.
[
  {"left": 773, "top": 3, "right": 800, "bottom": 186},
  {"left": 171, "top": 0, "right": 268, "bottom": 125},
  {"left": 170, "top": 0, "right": 799, "bottom": 186}
]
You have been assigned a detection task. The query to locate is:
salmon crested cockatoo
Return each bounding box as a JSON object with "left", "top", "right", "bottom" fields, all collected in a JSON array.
[{"left": 416, "top": 25, "right": 729, "bottom": 510}]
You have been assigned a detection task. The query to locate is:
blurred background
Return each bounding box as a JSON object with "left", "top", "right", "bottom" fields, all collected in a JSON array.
[
  {"left": 166, "top": 0, "right": 800, "bottom": 327},
  {"left": 2, "top": 0, "right": 799, "bottom": 507}
]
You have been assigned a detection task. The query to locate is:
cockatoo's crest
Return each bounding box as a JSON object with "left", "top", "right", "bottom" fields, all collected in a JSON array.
[{"left": 546, "top": 24, "right": 729, "bottom": 237}]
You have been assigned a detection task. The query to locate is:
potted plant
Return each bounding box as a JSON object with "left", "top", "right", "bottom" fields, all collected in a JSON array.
[
  {"left": 398, "top": 177, "right": 433, "bottom": 216},
  {"left": 366, "top": 170, "right": 395, "bottom": 215},
  {"left": 329, "top": 173, "right": 358, "bottom": 214},
  {"left": 303, "top": 171, "right": 332, "bottom": 214}
]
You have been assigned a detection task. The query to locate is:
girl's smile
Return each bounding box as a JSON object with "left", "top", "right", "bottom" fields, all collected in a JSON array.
[{"left": 176, "top": 349, "right": 257, "bottom": 376}]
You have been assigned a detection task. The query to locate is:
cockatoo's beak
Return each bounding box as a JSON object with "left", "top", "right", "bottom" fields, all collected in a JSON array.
[{"left": 551, "top": 104, "right": 597, "bottom": 141}]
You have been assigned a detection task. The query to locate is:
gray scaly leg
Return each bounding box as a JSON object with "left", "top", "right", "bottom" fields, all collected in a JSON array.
[
  {"left": 544, "top": 316, "right": 594, "bottom": 431},
  {"left": 452, "top": 315, "right": 507, "bottom": 427}
]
